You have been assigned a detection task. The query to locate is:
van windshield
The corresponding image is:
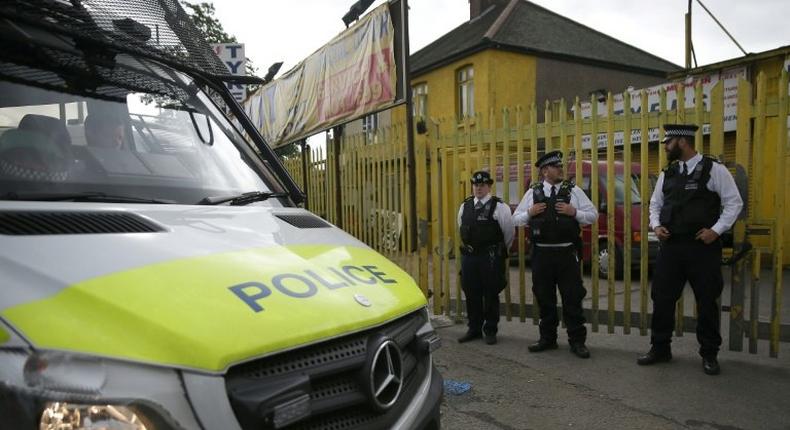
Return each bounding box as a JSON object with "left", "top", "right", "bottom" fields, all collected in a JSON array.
[{"left": 0, "top": 55, "right": 276, "bottom": 205}]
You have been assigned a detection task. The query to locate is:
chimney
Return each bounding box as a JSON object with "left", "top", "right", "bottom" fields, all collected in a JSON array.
[{"left": 469, "top": 0, "right": 508, "bottom": 19}]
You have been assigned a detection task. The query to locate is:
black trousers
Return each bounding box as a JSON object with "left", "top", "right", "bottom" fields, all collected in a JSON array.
[
  {"left": 461, "top": 252, "right": 505, "bottom": 335},
  {"left": 650, "top": 238, "right": 723, "bottom": 357},
  {"left": 531, "top": 245, "right": 587, "bottom": 344}
]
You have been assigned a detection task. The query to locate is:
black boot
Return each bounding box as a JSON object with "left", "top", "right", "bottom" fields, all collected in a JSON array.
[
  {"left": 528, "top": 339, "right": 558, "bottom": 352},
  {"left": 570, "top": 342, "right": 590, "bottom": 358},
  {"left": 702, "top": 356, "right": 720, "bottom": 375},
  {"left": 637, "top": 348, "right": 672, "bottom": 365},
  {"left": 457, "top": 331, "right": 482, "bottom": 343}
]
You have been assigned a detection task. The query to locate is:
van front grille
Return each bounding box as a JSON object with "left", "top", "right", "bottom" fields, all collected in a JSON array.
[{"left": 225, "top": 310, "right": 429, "bottom": 430}]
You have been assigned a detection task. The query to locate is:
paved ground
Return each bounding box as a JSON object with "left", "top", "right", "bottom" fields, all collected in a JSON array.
[{"left": 431, "top": 317, "right": 790, "bottom": 430}]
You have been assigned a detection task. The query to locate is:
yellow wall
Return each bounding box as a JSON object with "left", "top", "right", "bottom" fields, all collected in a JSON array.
[{"left": 411, "top": 49, "right": 537, "bottom": 134}]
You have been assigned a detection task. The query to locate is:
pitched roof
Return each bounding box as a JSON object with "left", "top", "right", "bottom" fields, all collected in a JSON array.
[{"left": 410, "top": 0, "right": 681, "bottom": 77}]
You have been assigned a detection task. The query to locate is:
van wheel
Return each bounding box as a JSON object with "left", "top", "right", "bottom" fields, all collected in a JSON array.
[{"left": 597, "top": 241, "right": 623, "bottom": 279}]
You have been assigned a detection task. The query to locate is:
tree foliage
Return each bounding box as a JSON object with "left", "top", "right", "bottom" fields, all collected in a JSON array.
[{"left": 181, "top": 2, "right": 236, "bottom": 44}]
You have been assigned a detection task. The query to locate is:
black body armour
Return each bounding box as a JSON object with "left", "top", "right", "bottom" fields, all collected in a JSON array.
[
  {"left": 659, "top": 156, "right": 721, "bottom": 237},
  {"left": 529, "top": 180, "right": 580, "bottom": 244},
  {"left": 460, "top": 196, "right": 504, "bottom": 254}
]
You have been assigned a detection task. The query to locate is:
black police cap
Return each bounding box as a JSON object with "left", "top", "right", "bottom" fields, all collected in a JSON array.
[
  {"left": 535, "top": 150, "right": 563, "bottom": 168},
  {"left": 470, "top": 170, "right": 493, "bottom": 185}
]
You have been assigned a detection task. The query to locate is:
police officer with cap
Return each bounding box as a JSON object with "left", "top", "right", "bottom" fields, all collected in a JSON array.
[
  {"left": 457, "top": 170, "right": 514, "bottom": 345},
  {"left": 513, "top": 150, "right": 597, "bottom": 358},
  {"left": 638, "top": 124, "right": 742, "bottom": 375}
]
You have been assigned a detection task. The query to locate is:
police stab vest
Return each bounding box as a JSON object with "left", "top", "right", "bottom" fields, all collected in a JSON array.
[
  {"left": 460, "top": 196, "right": 504, "bottom": 253},
  {"left": 528, "top": 180, "right": 581, "bottom": 244},
  {"left": 659, "top": 156, "right": 721, "bottom": 237}
]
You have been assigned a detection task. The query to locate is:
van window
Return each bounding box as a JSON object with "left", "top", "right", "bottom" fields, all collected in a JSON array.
[{"left": 0, "top": 54, "right": 275, "bottom": 205}]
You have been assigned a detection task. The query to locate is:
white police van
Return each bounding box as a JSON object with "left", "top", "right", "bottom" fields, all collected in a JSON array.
[{"left": 0, "top": 1, "right": 442, "bottom": 429}]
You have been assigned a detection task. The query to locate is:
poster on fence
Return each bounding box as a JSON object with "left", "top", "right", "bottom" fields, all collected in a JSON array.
[{"left": 578, "top": 67, "right": 747, "bottom": 149}]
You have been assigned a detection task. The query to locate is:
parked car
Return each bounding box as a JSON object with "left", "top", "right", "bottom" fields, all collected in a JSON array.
[{"left": 497, "top": 160, "right": 659, "bottom": 278}]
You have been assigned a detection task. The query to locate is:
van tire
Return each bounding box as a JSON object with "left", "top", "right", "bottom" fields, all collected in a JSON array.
[{"left": 597, "top": 240, "right": 623, "bottom": 280}]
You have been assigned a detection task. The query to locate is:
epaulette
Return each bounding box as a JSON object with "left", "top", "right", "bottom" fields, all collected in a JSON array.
[
  {"left": 530, "top": 182, "right": 543, "bottom": 191},
  {"left": 491, "top": 196, "right": 503, "bottom": 203},
  {"left": 463, "top": 195, "right": 475, "bottom": 202},
  {"left": 703, "top": 154, "right": 722, "bottom": 164}
]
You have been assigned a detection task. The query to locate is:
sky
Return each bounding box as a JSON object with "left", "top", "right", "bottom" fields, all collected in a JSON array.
[{"left": 203, "top": 0, "right": 790, "bottom": 77}]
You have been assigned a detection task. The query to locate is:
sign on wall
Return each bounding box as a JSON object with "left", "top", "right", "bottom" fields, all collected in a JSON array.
[{"left": 212, "top": 43, "right": 247, "bottom": 102}]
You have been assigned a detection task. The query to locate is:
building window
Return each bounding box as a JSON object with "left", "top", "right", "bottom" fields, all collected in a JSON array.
[
  {"left": 412, "top": 83, "right": 428, "bottom": 119},
  {"left": 457, "top": 65, "right": 474, "bottom": 120},
  {"left": 362, "top": 112, "right": 378, "bottom": 144}
]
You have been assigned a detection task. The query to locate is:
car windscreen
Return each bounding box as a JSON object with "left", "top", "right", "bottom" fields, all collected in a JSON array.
[{"left": 0, "top": 56, "right": 276, "bottom": 205}]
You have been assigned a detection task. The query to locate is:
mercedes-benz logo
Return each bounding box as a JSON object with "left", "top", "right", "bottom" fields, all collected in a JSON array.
[{"left": 365, "top": 338, "right": 403, "bottom": 411}]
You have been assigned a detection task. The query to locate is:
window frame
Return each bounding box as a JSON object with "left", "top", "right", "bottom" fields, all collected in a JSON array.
[{"left": 456, "top": 65, "right": 474, "bottom": 120}]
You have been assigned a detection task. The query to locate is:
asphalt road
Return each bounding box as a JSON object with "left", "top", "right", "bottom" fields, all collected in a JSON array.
[{"left": 431, "top": 316, "right": 790, "bottom": 430}]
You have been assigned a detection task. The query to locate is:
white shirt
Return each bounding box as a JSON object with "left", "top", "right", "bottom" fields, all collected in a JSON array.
[
  {"left": 512, "top": 180, "right": 598, "bottom": 227},
  {"left": 649, "top": 152, "right": 743, "bottom": 235},
  {"left": 456, "top": 193, "right": 515, "bottom": 247}
]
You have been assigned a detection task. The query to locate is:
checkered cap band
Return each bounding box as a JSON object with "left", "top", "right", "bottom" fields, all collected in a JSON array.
[
  {"left": 538, "top": 154, "right": 561, "bottom": 168},
  {"left": 665, "top": 128, "right": 696, "bottom": 138}
]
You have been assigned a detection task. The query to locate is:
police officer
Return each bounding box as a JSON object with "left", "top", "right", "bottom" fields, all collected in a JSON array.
[
  {"left": 457, "top": 170, "right": 514, "bottom": 345},
  {"left": 638, "top": 124, "right": 743, "bottom": 375},
  {"left": 513, "top": 150, "right": 597, "bottom": 358}
]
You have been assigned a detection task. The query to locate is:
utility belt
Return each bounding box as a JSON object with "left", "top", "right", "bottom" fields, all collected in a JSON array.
[{"left": 533, "top": 243, "right": 575, "bottom": 253}]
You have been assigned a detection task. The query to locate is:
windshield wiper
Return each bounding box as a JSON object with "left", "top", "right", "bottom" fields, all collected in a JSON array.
[
  {"left": 197, "top": 191, "right": 289, "bottom": 206},
  {"left": 1, "top": 192, "right": 175, "bottom": 204}
]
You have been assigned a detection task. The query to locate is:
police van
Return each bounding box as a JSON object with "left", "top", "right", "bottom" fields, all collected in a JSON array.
[{"left": 0, "top": 1, "right": 442, "bottom": 429}]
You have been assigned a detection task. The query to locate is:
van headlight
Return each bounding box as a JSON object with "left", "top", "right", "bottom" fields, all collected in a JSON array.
[
  {"left": 40, "top": 402, "right": 149, "bottom": 429},
  {"left": 0, "top": 349, "right": 194, "bottom": 430}
]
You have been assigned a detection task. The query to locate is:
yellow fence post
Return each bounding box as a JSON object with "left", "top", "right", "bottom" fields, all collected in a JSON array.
[
  {"left": 606, "top": 92, "right": 616, "bottom": 333},
  {"left": 573, "top": 97, "right": 585, "bottom": 319},
  {"left": 675, "top": 81, "right": 685, "bottom": 337},
  {"left": 729, "top": 77, "right": 753, "bottom": 352},
  {"left": 530, "top": 103, "right": 539, "bottom": 323},
  {"left": 623, "top": 90, "right": 633, "bottom": 334},
  {"left": 502, "top": 108, "right": 513, "bottom": 321},
  {"left": 429, "top": 123, "right": 442, "bottom": 315},
  {"left": 639, "top": 89, "right": 650, "bottom": 335},
  {"left": 516, "top": 106, "right": 527, "bottom": 322},
  {"left": 590, "top": 95, "right": 600, "bottom": 332}
]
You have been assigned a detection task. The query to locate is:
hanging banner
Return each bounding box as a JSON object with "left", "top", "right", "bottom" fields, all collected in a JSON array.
[{"left": 243, "top": 4, "right": 399, "bottom": 148}]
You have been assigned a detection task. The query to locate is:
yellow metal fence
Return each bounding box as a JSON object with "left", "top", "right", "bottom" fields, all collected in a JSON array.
[{"left": 283, "top": 72, "right": 789, "bottom": 357}]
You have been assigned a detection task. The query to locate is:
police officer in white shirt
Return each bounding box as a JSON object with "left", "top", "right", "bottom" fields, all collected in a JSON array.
[
  {"left": 637, "top": 124, "right": 743, "bottom": 375},
  {"left": 456, "top": 170, "right": 515, "bottom": 345},
  {"left": 513, "top": 150, "right": 598, "bottom": 358}
]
